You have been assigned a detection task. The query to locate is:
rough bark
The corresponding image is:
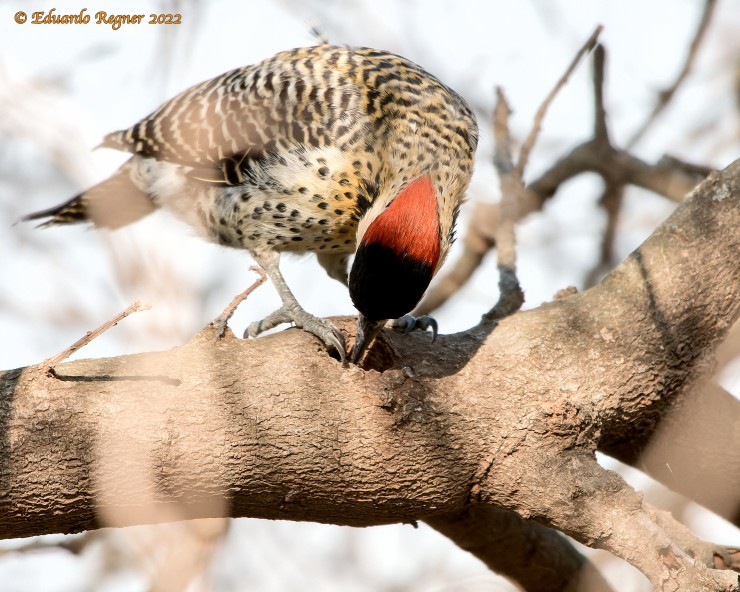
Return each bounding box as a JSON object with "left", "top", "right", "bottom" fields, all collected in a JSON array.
[{"left": 1, "top": 160, "right": 739, "bottom": 590}]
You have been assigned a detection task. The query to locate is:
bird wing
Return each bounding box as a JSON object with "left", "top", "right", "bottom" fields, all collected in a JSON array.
[{"left": 99, "top": 47, "right": 365, "bottom": 186}]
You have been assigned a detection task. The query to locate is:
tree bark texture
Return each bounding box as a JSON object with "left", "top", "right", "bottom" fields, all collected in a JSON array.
[{"left": 1, "top": 160, "right": 739, "bottom": 590}]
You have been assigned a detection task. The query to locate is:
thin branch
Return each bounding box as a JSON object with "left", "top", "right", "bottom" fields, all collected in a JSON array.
[
  {"left": 492, "top": 87, "right": 518, "bottom": 270},
  {"left": 516, "top": 24, "right": 603, "bottom": 176},
  {"left": 585, "top": 43, "right": 625, "bottom": 287},
  {"left": 592, "top": 44, "right": 609, "bottom": 143},
  {"left": 209, "top": 266, "right": 267, "bottom": 338},
  {"left": 42, "top": 300, "right": 151, "bottom": 376},
  {"left": 627, "top": 0, "right": 717, "bottom": 147},
  {"left": 482, "top": 88, "right": 524, "bottom": 323},
  {"left": 585, "top": 182, "right": 625, "bottom": 287},
  {"left": 426, "top": 506, "right": 616, "bottom": 592}
]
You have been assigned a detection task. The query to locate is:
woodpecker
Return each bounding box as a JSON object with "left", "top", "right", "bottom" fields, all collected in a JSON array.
[{"left": 23, "top": 45, "right": 478, "bottom": 364}]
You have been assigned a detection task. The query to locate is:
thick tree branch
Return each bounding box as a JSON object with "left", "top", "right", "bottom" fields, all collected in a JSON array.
[{"left": 1, "top": 159, "right": 739, "bottom": 590}]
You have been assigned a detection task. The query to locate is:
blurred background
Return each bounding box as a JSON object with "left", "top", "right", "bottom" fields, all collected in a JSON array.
[{"left": 0, "top": 0, "right": 738, "bottom": 590}]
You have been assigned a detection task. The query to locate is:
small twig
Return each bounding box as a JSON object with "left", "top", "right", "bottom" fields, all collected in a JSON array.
[
  {"left": 43, "top": 301, "right": 151, "bottom": 377},
  {"left": 516, "top": 25, "right": 603, "bottom": 176},
  {"left": 627, "top": 0, "right": 717, "bottom": 148},
  {"left": 209, "top": 266, "right": 267, "bottom": 338},
  {"left": 592, "top": 44, "right": 609, "bottom": 144}
]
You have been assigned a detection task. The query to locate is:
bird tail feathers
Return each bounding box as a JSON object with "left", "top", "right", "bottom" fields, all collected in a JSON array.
[{"left": 20, "top": 160, "right": 156, "bottom": 230}]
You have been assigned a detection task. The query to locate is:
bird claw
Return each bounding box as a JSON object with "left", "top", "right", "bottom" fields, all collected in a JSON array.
[
  {"left": 245, "top": 304, "right": 347, "bottom": 364},
  {"left": 391, "top": 314, "right": 438, "bottom": 342}
]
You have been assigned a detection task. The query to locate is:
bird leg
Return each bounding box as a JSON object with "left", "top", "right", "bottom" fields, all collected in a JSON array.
[{"left": 245, "top": 251, "right": 347, "bottom": 364}]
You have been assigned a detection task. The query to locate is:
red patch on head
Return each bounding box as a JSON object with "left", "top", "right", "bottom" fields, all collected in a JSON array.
[{"left": 361, "top": 176, "right": 440, "bottom": 268}]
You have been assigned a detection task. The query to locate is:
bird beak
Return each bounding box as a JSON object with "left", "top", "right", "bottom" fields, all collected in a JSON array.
[{"left": 351, "top": 314, "right": 386, "bottom": 365}]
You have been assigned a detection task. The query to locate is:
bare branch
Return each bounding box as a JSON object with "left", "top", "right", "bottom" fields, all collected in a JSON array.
[
  {"left": 592, "top": 44, "right": 609, "bottom": 144},
  {"left": 492, "top": 87, "right": 518, "bottom": 271},
  {"left": 482, "top": 88, "right": 525, "bottom": 322},
  {"left": 42, "top": 300, "right": 151, "bottom": 376},
  {"left": 627, "top": 0, "right": 718, "bottom": 147},
  {"left": 585, "top": 45, "right": 625, "bottom": 287},
  {"left": 516, "top": 25, "right": 602, "bottom": 176},
  {"left": 584, "top": 181, "right": 625, "bottom": 287},
  {"left": 526, "top": 141, "right": 707, "bottom": 206},
  {"left": 209, "top": 266, "right": 267, "bottom": 338}
]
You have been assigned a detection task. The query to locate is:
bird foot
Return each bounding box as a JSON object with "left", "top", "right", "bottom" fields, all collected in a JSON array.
[
  {"left": 245, "top": 303, "right": 347, "bottom": 364},
  {"left": 390, "top": 314, "right": 438, "bottom": 342}
]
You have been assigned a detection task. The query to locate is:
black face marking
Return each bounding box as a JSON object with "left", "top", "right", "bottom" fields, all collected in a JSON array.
[{"left": 349, "top": 242, "right": 433, "bottom": 321}]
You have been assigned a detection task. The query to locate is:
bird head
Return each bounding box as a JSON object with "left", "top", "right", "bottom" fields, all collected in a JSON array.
[{"left": 348, "top": 175, "right": 441, "bottom": 363}]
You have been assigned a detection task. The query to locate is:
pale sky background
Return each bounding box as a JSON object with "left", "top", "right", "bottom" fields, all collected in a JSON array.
[{"left": 0, "top": 0, "right": 738, "bottom": 590}]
